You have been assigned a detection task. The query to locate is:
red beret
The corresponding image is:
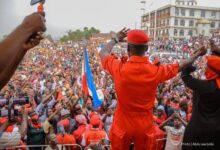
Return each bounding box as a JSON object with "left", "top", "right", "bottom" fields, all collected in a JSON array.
[
  {"left": 90, "top": 115, "right": 100, "bottom": 126},
  {"left": 127, "top": 29, "right": 149, "bottom": 45}
]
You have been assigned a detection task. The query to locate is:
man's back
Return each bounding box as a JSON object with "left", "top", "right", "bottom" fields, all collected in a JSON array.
[
  {"left": 102, "top": 55, "right": 179, "bottom": 113},
  {"left": 82, "top": 129, "right": 107, "bottom": 146}
]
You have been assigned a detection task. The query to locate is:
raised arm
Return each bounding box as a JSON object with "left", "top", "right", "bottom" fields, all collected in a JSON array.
[
  {"left": 19, "top": 109, "right": 28, "bottom": 140},
  {"left": 47, "top": 104, "right": 62, "bottom": 122},
  {"left": 181, "top": 65, "right": 213, "bottom": 93},
  {"left": 42, "top": 90, "right": 56, "bottom": 105},
  {"left": 99, "top": 28, "right": 129, "bottom": 61},
  {"left": 159, "top": 115, "right": 173, "bottom": 131},
  {"left": 178, "top": 46, "right": 207, "bottom": 72},
  {"left": 0, "top": 13, "right": 46, "bottom": 90},
  {"left": 174, "top": 113, "right": 187, "bottom": 127}
]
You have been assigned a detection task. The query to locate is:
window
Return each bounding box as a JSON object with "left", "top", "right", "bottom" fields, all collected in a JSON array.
[
  {"left": 211, "top": 22, "right": 215, "bottom": 28},
  {"left": 188, "top": 30, "right": 193, "bottom": 36},
  {"left": 189, "top": 20, "right": 194, "bottom": 26},
  {"left": 175, "top": 8, "right": 179, "bottom": 16},
  {"left": 175, "top": 19, "right": 178, "bottom": 26},
  {"left": 166, "top": 29, "right": 169, "bottom": 35},
  {"left": 219, "top": 23, "right": 220, "bottom": 28},
  {"left": 174, "top": 29, "right": 178, "bottom": 36},
  {"left": 201, "top": 10, "right": 206, "bottom": 17},
  {"left": 190, "top": 9, "right": 195, "bottom": 17},
  {"left": 180, "top": 30, "right": 184, "bottom": 36},
  {"left": 181, "top": 8, "right": 185, "bottom": 16},
  {"left": 167, "top": 19, "right": 169, "bottom": 25},
  {"left": 211, "top": 11, "right": 216, "bottom": 17},
  {"left": 180, "top": 20, "right": 185, "bottom": 26}
]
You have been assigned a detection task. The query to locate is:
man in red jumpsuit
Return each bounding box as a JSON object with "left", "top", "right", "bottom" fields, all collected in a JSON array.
[{"left": 99, "top": 28, "right": 206, "bottom": 150}]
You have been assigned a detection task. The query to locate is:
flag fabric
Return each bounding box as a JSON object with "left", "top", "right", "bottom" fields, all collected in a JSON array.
[
  {"left": 82, "top": 56, "right": 89, "bottom": 96},
  {"left": 97, "top": 44, "right": 104, "bottom": 53},
  {"left": 82, "top": 48, "right": 103, "bottom": 109}
]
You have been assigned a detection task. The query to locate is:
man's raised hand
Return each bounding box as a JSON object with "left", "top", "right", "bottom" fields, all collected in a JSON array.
[{"left": 116, "top": 28, "right": 130, "bottom": 42}]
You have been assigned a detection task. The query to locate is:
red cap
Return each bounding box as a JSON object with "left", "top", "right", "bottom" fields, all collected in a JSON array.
[
  {"left": 89, "top": 111, "right": 98, "bottom": 119},
  {"left": 31, "top": 114, "right": 39, "bottom": 121},
  {"left": 127, "top": 30, "right": 149, "bottom": 45},
  {"left": 205, "top": 55, "right": 220, "bottom": 90},
  {"left": 90, "top": 115, "right": 100, "bottom": 126},
  {"left": 206, "top": 56, "right": 220, "bottom": 80},
  {"left": 58, "top": 118, "right": 70, "bottom": 129},
  {"left": 0, "top": 117, "right": 7, "bottom": 124},
  {"left": 6, "top": 126, "right": 13, "bottom": 133}
]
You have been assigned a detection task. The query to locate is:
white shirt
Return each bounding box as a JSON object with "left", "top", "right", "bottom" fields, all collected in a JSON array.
[{"left": 164, "top": 126, "right": 185, "bottom": 150}]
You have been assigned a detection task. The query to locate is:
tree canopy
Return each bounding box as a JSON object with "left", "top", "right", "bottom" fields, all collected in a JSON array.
[{"left": 60, "top": 27, "right": 100, "bottom": 42}]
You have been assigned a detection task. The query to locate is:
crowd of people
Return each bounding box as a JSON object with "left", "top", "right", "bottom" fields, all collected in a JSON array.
[
  {"left": 0, "top": 32, "right": 219, "bottom": 150},
  {"left": 0, "top": 8, "right": 220, "bottom": 149}
]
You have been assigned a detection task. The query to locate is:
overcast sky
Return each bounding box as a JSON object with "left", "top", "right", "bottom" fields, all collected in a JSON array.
[{"left": 0, "top": 0, "right": 220, "bottom": 39}]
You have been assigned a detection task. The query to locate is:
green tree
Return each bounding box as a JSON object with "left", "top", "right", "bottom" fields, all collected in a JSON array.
[{"left": 60, "top": 27, "right": 100, "bottom": 42}]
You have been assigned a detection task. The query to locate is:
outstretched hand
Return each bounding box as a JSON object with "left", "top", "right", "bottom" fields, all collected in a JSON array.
[
  {"left": 193, "top": 46, "right": 207, "bottom": 56},
  {"left": 116, "top": 28, "right": 130, "bottom": 42}
]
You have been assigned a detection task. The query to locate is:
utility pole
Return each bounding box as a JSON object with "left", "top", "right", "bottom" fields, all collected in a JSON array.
[
  {"left": 154, "top": 10, "right": 157, "bottom": 41},
  {"left": 140, "top": 1, "right": 146, "bottom": 30}
]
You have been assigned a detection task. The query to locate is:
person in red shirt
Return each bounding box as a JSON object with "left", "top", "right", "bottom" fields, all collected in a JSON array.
[
  {"left": 81, "top": 115, "right": 108, "bottom": 147},
  {"left": 57, "top": 119, "right": 76, "bottom": 150},
  {"left": 99, "top": 28, "right": 206, "bottom": 150},
  {"left": 154, "top": 125, "right": 165, "bottom": 150},
  {"left": 73, "top": 114, "right": 88, "bottom": 144},
  {"left": 154, "top": 105, "right": 167, "bottom": 125}
]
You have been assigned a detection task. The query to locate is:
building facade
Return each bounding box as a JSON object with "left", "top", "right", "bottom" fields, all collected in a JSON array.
[{"left": 141, "top": 0, "right": 220, "bottom": 39}]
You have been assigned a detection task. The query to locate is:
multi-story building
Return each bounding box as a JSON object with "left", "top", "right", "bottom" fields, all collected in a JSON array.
[{"left": 141, "top": 0, "right": 220, "bottom": 39}]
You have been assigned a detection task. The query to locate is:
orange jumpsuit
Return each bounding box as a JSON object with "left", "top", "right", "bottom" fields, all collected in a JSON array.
[
  {"left": 82, "top": 128, "right": 108, "bottom": 146},
  {"left": 101, "top": 54, "right": 179, "bottom": 150},
  {"left": 57, "top": 134, "right": 76, "bottom": 150}
]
